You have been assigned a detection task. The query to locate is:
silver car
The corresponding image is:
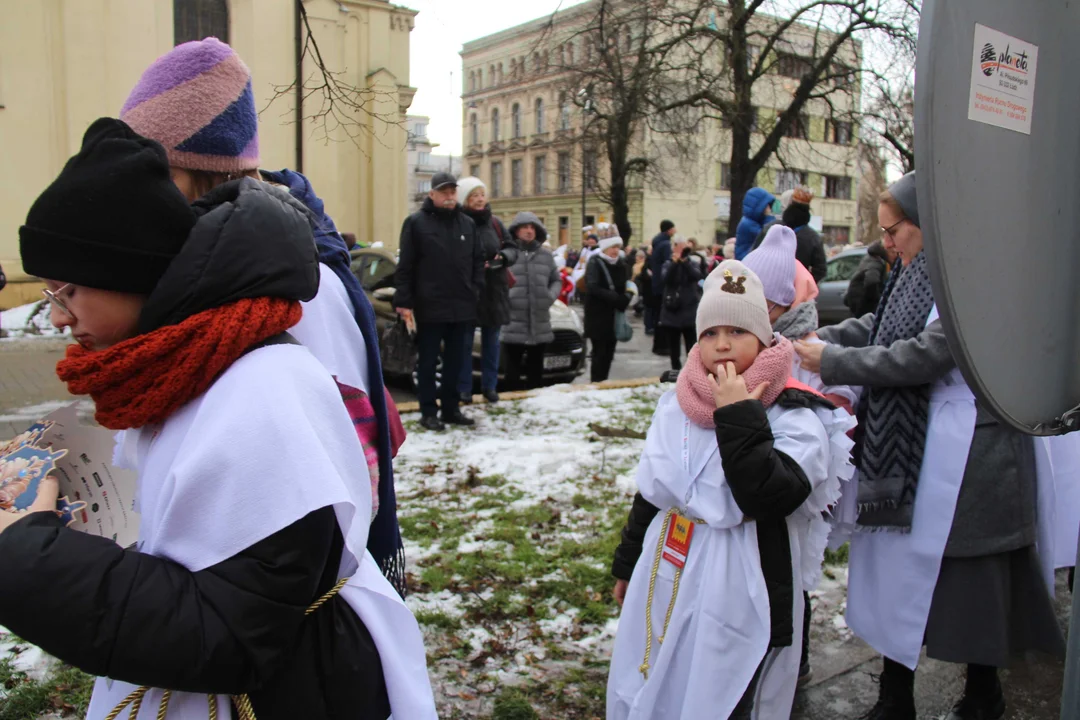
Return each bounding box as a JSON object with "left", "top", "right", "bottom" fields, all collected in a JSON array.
[{"left": 816, "top": 247, "right": 867, "bottom": 326}]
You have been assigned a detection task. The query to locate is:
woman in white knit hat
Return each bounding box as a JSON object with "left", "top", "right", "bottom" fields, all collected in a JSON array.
[
  {"left": 455, "top": 177, "right": 511, "bottom": 404},
  {"left": 607, "top": 260, "right": 855, "bottom": 719},
  {"left": 583, "top": 235, "right": 636, "bottom": 382}
]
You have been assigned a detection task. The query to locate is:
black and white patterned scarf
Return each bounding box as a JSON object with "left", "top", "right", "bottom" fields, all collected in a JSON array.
[{"left": 854, "top": 251, "right": 936, "bottom": 530}]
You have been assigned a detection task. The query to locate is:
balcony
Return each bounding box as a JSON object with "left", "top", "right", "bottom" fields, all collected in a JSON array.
[{"left": 414, "top": 163, "right": 442, "bottom": 175}]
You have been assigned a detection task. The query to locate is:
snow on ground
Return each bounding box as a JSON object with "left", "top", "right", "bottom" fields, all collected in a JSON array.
[
  {"left": 0, "top": 301, "right": 69, "bottom": 340},
  {"left": 396, "top": 383, "right": 665, "bottom": 718},
  {"left": 0, "top": 627, "right": 54, "bottom": 684}
]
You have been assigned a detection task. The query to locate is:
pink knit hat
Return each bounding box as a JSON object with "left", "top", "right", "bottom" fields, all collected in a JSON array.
[
  {"left": 742, "top": 224, "right": 798, "bottom": 306},
  {"left": 120, "top": 38, "right": 259, "bottom": 173}
]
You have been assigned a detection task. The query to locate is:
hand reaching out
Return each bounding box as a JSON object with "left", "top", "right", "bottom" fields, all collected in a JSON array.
[
  {"left": 708, "top": 362, "right": 768, "bottom": 409},
  {"left": 793, "top": 340, "right": 825, "bottom": 373}
]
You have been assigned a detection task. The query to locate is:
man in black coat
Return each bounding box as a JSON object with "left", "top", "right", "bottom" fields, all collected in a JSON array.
[
  {"left": 752, "top": 191, "right": 827, "bottom": 282},
  {"left": 395, "top": 172, "right": 484, "bottom": 431}
]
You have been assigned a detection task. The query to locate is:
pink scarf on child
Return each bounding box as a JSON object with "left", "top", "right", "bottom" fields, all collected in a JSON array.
[
  {"left": 336, "top": 381, "right": 406, "bottom": 518},
  {"left": 676, "top": 336, "right": 795, "bottom": 429}
]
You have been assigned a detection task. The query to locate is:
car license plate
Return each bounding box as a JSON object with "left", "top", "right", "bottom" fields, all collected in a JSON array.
[{"left": 543, "top": 355, "right": 572, "bottom": 370}]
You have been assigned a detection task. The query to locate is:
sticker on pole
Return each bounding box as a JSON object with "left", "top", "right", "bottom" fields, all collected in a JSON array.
[{"left": 967, "top": 24, "right": 1038, "bottom": 135}]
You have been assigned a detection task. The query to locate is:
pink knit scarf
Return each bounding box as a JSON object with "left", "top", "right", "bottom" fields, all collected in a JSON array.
[{"left": 676, "top": 336, "right": 795, "bottom": 428}]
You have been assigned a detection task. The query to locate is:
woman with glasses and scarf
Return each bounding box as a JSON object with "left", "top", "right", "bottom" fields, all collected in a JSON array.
[
  {"left": 794, "top": 172, "right": 1063, "bottom": 720},
  {"left": 0, "top": 119, "right": 434, "bottom": 720}
]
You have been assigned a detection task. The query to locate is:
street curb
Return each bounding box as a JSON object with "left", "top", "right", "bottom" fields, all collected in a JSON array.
[{"left": 394, "top": 376, "right": 665, "bottom": 415}]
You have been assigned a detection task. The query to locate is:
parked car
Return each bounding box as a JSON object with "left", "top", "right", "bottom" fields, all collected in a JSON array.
[
  {"left": 350, "top": 247, "right": 588, "bottom": 388},
  {"left": 815, "top": 247, "right": 867, "bottom": 326}
]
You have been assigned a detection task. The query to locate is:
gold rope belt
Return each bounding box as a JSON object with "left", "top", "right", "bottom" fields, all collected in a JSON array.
[
  {"left": 105, "top": 576, "right": 350, "bottom": 720},
  {"left": 639, "top": 508, "right": 705, "bottom": 680}
]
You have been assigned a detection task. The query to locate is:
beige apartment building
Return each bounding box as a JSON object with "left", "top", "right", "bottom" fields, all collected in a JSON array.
[
  {"left": 0, "top": 0, "right": 415, "bottom": 309},
  {"left": 406, "top": 115, "right": 462, "bottom": 212},
  {"left": 460, "top": 2, "right": 861, "bottom": 249}
]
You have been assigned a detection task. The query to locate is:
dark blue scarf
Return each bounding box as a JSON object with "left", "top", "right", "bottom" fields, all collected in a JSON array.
[{"left": 261, "top": 169, "right": 407, "bottom": 597}]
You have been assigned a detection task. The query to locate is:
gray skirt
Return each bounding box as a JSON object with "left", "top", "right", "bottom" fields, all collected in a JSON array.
[{"left": 924, "top": 545, "right": 1066, "bottom": 667}]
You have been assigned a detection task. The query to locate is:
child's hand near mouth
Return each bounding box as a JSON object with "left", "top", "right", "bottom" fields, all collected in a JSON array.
[{"left": 708, "top": 361, "right": 769, "bottom": 409}]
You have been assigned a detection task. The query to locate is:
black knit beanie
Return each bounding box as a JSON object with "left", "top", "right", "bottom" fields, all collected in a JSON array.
[
  {"left": 19, "top": 118, "right": 196, "bottom": 294},
  {"left": 781, "top": 201, "right": 812, "bottom": 230}
]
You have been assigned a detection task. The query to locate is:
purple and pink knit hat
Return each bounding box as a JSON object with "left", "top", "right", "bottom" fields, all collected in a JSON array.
[{"left": 120, "top": 38, "right": 259, "bottom": 174}]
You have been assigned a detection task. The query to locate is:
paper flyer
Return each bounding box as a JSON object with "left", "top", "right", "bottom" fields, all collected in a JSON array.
[{"left": 0, "top": 404, "right": 139, "bottom": 547}]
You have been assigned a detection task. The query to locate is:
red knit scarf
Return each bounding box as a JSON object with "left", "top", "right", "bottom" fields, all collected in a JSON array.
[
  {"left": 57, "top": 298, "right": 302, "bottom": 430},
  {"left": 676, "top": 337, "right": 794, "bottom": 429}
]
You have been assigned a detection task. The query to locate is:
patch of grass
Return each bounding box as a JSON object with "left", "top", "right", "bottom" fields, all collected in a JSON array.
[
  {"left": 414, "top": 609, "right": 464, "bottom": 632},
  {"left": 419, "top": 565, "right": 452, "bottom": 592},
  {"left": 491, "top": 688, "right": 539, "bottom": 720},
  {"left": 0, "top": 657, "right": 94, "bottom": 720},
  {"left": 824, "top": 542, "right": 849, "bottom": 565}
]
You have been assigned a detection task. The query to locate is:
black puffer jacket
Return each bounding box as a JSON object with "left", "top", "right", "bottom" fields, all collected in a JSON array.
[
  {"left": 0, "top": 179, "right": 391, "bottom": 719},
  {"left": 844, "top": 240, "right": 891, "bottom": 317},
  {"left": 658, "top": 256, "right": 703, "bottom": 330},
  {"left": 612, "top": 389, "right": 829, "bottom": 648},
  {"left": 463, "top": 205, "right": 511, "bottom": 327},
  {"left": 584, "top": 254, "right": 631, "bottom": 342},
  {"left": 394, "top": 197, "right": 484, "bottom": 324}
]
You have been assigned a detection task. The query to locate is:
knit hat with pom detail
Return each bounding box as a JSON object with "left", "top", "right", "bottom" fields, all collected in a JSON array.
[
  {"left": 696, "top": 260, "right": 773, "bottom": 345},
  {"left": 120, "top": 37, "right": 259, "bottom": 173},
  {"left": 742, "top": 224, "right": 798, "bottom": 307},
  {"left": 20, "top": 118, "right": 197, "bottom": 294}
]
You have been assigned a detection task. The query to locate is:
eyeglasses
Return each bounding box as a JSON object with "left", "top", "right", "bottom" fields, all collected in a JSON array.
[
  {"left": 41, "top": 284, "right": 75, "bottom": 321},
  {"left": 881, "top": 218, "right": 909, "bottom": 239}
]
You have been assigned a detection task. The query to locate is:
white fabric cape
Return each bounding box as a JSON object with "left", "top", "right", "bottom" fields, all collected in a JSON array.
[
  {"left": 86, "top": 345, "right": 435, "bottom": 720},
  {"left": 291, "top": 264, "right": 371, "bottom": 396},
  {"left": 1043, "top": 433, "right": 1080, "bottom": 569},
  {"left": 834, "top": 306, "right": 1058, "bottom": 670},
  {"left": 607, "top": 391, "right": 855, "bottom": 720}
]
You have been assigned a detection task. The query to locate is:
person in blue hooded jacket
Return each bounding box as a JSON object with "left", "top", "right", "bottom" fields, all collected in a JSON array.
[{"left": 735, "top": 187, "right": 776, "bottom": 260}]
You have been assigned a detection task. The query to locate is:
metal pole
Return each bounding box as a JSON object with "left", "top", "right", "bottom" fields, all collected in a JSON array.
[
  {"left": 581, "top": 106, "right": 587, "bottom": 232},
  {"left": 1061, "top": 536, "right": 1080, "bottom": 718}
]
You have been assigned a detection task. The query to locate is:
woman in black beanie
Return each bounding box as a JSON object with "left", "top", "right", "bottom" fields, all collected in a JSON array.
[{"left": 0, "top": 118, "right": 435, "bottom": 720}]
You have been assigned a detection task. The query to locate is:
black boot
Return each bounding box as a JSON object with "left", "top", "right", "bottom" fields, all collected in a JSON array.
[
  {"left": 947, "top": 665, "right": 1005, "bottom": 720},
  {"left": 860, "top": 657, "right": 916, "bottom": 720}
]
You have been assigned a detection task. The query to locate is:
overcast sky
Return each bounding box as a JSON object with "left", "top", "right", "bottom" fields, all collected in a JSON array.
[{"left": 403, "top": 0, "right": 588, "bottom": 157}]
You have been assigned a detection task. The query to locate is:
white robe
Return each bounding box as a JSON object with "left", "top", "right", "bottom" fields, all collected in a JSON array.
[
  {"left": 607, "top": 392, "right": 855, "bottom": 720},
  {"left": 292, "top": 264, "right": 370, "bottom": 396},
  {"left": 86, "top": 344, "right": 435, "bottom": 719},
  {"left": 835, "top": 307, "right": 1059, "bottom": 670}
]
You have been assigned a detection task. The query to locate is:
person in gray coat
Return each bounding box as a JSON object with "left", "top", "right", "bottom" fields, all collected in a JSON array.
[
  {"left": 794, "top": 172, "right": 1063, "bottom": 720},
  {"left": 501, "top": 212, "right": 561, "bottom": 390}
]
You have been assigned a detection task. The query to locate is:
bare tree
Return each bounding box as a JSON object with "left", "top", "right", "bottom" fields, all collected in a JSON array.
[
  {"left": 537, "top": 0, "right": 918, "bottom": 242},
  {"left": 862, "top": 58, "right": 916, "bottom": 173},
  {"left": 261, "top": 0, "right": 404, "bottom": 154},
  {"left": 856, "top": 138, "right": 889, "bottom": 244}
]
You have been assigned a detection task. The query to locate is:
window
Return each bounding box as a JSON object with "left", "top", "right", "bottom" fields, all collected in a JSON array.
[
  {"left": 824, "top": 251, "right": 861, "bottom": 281},
  {"left": 491, "top": 108, "right": 500, "bottom": 142},
  {"left": 623, "top": 26, "right": 633, "bottom": 52},
  {"left": 784, "top": 114, "right": 809, "bottom": 140},
  {"left": 827, "top": 120, "right": 853, "bottom": 145},
  {"left": 174, "top": 0, "right": 228, "bottom": 45},
  {"left": 584, "top": 149, "right": 598, "bottom": 190},
  {"left": 559, "top": 216, "right": 570, "bottom": 229},
  {"left": 585, "top": 215, "right": 596, "bottom": 227},
  {"left": 469, "top": 113, "right": 478, "bottom": 145},
  {"left": 558, "top": 44, "right": 565, "bottom": 67},
  {"left": 511, "top": 103, "right": 522, "bottom": 138},
  {"left": 567, "top": 42, "right": 575, "bottom": 66},
  {"left": 469, "top": 164, "right": 480, "bottom": 178},
  {"left": 412, "top": 123, "right": 427, "bottom": 139},
  {"left": 511, "top": 159, "right": 523, "bottom": 197},
  {"left": 833, "top": 64, "right": 857, "bottom": 89},
  {"left": 533, "top": 52, "right": 542, "bottom": 75},
  {"left": 534, "top": 98, "right": 545, "bottom": 134},
  {"left": 776, "top": 52, "right": 812, "bottom": 79},
  {"left": 559, "top": 93, "right": 571, "bottom": 131},
  {"left": 418, "top": 151, "right": 431, "bottom": 166},
  {"left": 468, "top": 71, "right": 476, "bottom": 93},
  {"left": 497, "top": 62, "right": 504, "bottom": 84},
  {"left": 534, "top": 156, "right": 546, "bottom": 194},
  {"left": 586, "top": 38, "right": 594, "bottom": 64},
  {"left": 477, "top": 68, "right": 483, "bottom": 89},
  {"left": 490, "top": 65, "right": 496, "bottom": 85},
  {"left": 520, "top": 56, "right": 526, "bottom": 76},
  {"left": 823, "top": 226, "right": 852, "bottom": 247},
  {"left": 776, "top": 169, "right": 808, "bottom": 194},
  {"left": 491, "top": 162, "right": 503, "bottom": 198},
  {"left": 417, "top": 180, "right": 431, "bottom": 194},
  {"left": 719, "top": 163, "right": 731, "bottom": 190},
  {"left": 825, "top": 175, "right": 852, "bottom": 200},
  {"left": 558, "top": 152, "right": 571, "bottom": 193}
]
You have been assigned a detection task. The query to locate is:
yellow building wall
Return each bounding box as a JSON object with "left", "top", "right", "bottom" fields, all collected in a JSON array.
[{"left": 0, "top": 0, "right": 413, "bottom": 310}]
